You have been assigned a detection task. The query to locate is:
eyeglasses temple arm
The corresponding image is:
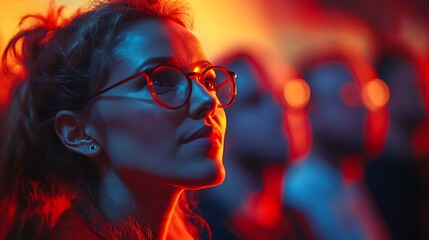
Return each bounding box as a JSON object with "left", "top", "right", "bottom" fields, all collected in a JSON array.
[{"left": 87, "top": 72, "right": 148, "bottom": 100}]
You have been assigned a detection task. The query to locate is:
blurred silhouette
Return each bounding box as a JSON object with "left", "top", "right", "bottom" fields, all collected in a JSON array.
[
  {"left": 198, "top": 51, "right": 290, "bottom": 240},
  {"left": 282, "top": 54, "right": 390, "bottom": 240},
  {"left": 365, "top": 47, "right": 429, "bottom": 240}
]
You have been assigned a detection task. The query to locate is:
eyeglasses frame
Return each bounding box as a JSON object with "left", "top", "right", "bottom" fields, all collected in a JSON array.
[{"left": 88, "top": 65, "right": 237, "bottom": 110}]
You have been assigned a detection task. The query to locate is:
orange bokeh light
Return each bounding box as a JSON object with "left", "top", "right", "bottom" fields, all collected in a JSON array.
[
  {"left": 362, "top": 78, "right": 390, "bottom": 111},
  {"left": 282, "top": 79, "right": 310, "bottom": 109}
]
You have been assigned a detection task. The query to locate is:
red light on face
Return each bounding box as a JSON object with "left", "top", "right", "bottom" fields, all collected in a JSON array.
[
  {"left": 362, "top": 79, "right": 390, "bottom": 111},
  {"left": 283, "top": 79, "right": 310, "bottom": 109}
]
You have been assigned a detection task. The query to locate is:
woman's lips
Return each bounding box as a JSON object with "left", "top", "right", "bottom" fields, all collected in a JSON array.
[{"left": 181, "top": 126, "right": 222, "bottom": 146}]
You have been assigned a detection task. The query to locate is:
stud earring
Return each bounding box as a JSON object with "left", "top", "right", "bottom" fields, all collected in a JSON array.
[{"left": 89, "top": 144, "right": 97, "bottom": 152}]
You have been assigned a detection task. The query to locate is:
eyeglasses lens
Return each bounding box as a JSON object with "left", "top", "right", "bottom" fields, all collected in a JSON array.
[
  {"left": 207, "top": 68, "right": 234, "bottom": 106},
  {"left": 151, "top": 66, "right": 189, "bottom": 108},
  {"left": 151, "top": 66, "right": 234, "bottom": 108}
]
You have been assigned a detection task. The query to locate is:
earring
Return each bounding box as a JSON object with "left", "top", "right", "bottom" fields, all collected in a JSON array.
[{"left": 89, "top": 144, "right": 97, "bottom": 152}]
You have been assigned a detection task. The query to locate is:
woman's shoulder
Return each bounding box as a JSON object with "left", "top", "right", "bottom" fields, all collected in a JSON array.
[{"left": 48, "top": 208, "right": 101, "bottom": 240}]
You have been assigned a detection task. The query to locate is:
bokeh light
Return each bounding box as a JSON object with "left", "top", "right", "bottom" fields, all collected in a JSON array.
[
  {"left": 362, "top": 78, "right": 390, "bottom": 111},
  {"left": 282, "top": 79, "right": 310, "bottom": 109}
]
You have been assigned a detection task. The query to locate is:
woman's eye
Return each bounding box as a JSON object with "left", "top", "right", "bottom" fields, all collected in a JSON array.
[
  {"left": 152, "top": 69, "right": 181, "bottom": 89},
  {"left": 154, "top": 78, "right": 178, "bottom": 88},
  {"left": 132, "top": 76, "right": 148, "bottom": 90}
]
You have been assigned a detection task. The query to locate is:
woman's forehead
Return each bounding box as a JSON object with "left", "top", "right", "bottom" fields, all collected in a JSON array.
[{"left": 113, "top": 19, "right": 207, "bottom": 69}]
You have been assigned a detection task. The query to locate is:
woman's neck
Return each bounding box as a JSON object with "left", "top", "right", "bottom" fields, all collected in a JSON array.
[{"left": 98, "top": 168, "right": 183, "bottom": 240}]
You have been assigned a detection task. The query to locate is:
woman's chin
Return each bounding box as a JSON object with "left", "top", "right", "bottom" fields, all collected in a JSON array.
[
  {"left": 198, "top": 166, "right": 226, "bottom": 189},
  {"left": 174, "top": 162, "right": 226, "bottom": 190}
]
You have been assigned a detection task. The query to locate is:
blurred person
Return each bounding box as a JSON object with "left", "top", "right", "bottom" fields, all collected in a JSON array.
[
  {"left": 0, "top": 0, "right": 237, "bottom": 239},
  {"left": 365, "top": 48, "right": 428, "bottom": 240},
  {"left": 198, "top": 51, "right": 290, "bottom": 240},
  {"left": 282, "top": 54, "right": 390, "bottom": 240}
]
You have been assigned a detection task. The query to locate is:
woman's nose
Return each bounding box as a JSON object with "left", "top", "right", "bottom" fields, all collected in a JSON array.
[{"left": 188, "top": 80, "right": 216, "bottom": 119}]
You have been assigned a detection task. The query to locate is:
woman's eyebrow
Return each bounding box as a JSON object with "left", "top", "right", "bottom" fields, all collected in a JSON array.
[
  {"left": 194, "top": 60, "right": 212, "bottom": 68},
  {"left": 133, "top": 58, "right": 212, "bottom": 72},
  {"left": 134, "top": 57, "right": 179, "bottom": 72},
  {"left": 192, "top": 60, "right": 213, "bottom": 72}
]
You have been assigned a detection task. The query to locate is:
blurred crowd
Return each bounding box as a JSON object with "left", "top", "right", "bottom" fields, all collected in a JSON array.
[
  {"left": 197, "top": 1, "right": 429, "bottom": 239},
  {"left": 1, "top": 0, "right": 429, "bottom": 239}
]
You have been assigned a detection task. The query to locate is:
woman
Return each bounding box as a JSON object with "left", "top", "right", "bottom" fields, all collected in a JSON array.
[{"left": 0, "top": 0, "right": 237, "bottom": 239}]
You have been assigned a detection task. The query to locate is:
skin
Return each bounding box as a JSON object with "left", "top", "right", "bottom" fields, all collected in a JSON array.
[
  {"left": 56, "top": 19, "right": 227, "bottom": 239},
  {"left": 94, "top": 19, "right": 226, "bottom": 188},
  {"left": 307, "top": 61, "right": 367, "bottom": 161}
]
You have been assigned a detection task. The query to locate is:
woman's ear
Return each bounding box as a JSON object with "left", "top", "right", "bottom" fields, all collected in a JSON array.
[{"left": 55, "top": 110, "right": 101, "bottom": 156}]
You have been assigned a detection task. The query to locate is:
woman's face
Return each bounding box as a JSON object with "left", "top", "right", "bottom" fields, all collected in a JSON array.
[
  {"left": 307, "top": 61, "right": 367, "bottom": 153},
  {"left": 226, "top": 60, "right": 288, "bottom": 165},
  {"left": 90, "top": 19, "right": 226, "bottom": 189}
]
